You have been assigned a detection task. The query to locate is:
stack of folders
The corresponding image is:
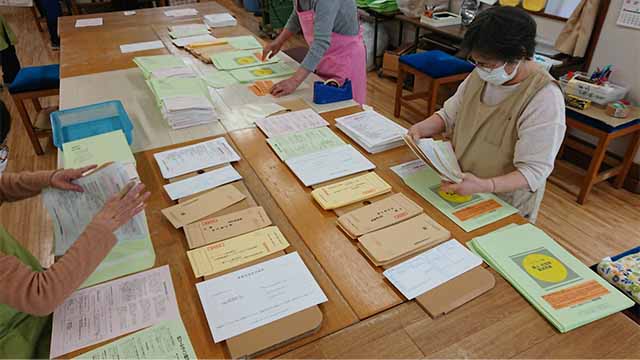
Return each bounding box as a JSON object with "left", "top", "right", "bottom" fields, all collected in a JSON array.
[
  {"left": 134, "top": 55, "right": 196, "bottom": 79},
  {"left": 147, "top": 77, "right": 217, "bottom": 129},
  {"left": 168, "top": 23, "right": 210, "bottom": 38},
  {"left": 311, "top": 172, "right": 391, "bottom": 210},
  {"left": 335, "top": 110, "right": 408, "bottom": 154},
  {"left": 404, "top": 136, "right": 462, "bottom": 183},
  {"left": 469, "top": 224, "right": 634, "bottom": 333},
  {"left": 204, "top": 13, "right": 237, "bottom": 28}
]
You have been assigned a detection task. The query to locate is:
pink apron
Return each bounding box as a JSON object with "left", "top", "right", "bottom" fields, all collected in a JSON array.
[{"left": 296, "top": 1, "right": 367, "bottom": 104}]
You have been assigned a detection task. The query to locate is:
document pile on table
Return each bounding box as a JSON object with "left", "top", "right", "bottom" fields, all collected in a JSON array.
[
  {"left": 335, "top": 110, "right": 407, "bottom": 154},
  {"left": 311, "top": 172, "right": 391, "bottom": 210},
  {"left": 134, "top": 55, "right": 196, "bottom": 79},
  {"left": 43, "top": 162, "right": 155, "bottom": 287},
  {"left": 469, "top": 224, "right": 634, "bottom": 333},
  {"left": 168, "top": 23, "right": 210, "bottom": 38},
  {"left": 164, "top": 8, "right": 198, "bottom": 17},
  {"left": 153, "top": 137, "right": 240, "bottom": 178},
  {"left": 147, "top": 77, "right": 217, "bottom": 129},
  {"left": 204, "top": 12, "right": 237, "bottom": 28},
  {"left": 404, "top": 136, "right": 462, "bottom": 183}
]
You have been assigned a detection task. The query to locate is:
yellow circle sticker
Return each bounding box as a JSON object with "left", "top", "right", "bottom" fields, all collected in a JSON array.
[
  {"left": 521, "top": 253, "right": 568, "bottom": 283},
  {"left": 438, "top": 189, "right": 472, "bottom": 203},
  {"left": 236, "top": 56, "right": 257, "bottom": 65},
  {"left": 252, "top": 68, "right": 274, "bottom": 76}
]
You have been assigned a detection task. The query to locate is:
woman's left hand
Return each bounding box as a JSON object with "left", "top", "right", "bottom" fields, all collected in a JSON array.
[
  {"left": 271, "top": 77, "right": 303, "bottom": 97},
  {"left": 50, "top": 165, "right": 97, "bottom": 192},
  {"left": 440, "top": 172, "right": 493, "bottom": 196}
]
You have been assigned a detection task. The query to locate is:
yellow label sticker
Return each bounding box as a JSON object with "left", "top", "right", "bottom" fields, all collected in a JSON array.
[
  {"left": 252, "top": 68, "right": 274, "bottom": 76},
  {"left": 235, "top": 56, "right": 257, "bottom": 65},
  {"left": 522, "top": 253, "right": 568, "bottom": 283}
]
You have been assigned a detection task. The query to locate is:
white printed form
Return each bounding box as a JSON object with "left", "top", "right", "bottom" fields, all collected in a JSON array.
[
  {"left": 163, "top": 165, "right": 242, "bottom": 200},
  {"left": 50, "top": 265, "right": 180, "bottom": 358},
  {"left": 153, "top": 137, "right": 240, "bottom": 179},
  {"left": 196, "top": 252, "right": 327, "bottom": 342},
  {"left": 255, "top": 108, "right": 328, "bottom": 138},
  {"left": 390, "top": 159, "right": 427, "bottom": 180}
]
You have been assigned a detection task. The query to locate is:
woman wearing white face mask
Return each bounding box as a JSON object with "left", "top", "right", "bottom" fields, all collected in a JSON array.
[{"left": 408, "top": 6, "right": 566, "bottom": 223}]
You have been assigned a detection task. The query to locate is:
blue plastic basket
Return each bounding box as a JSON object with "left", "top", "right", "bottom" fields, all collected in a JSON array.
[{"left": 51, "top": 100, "right": 134, "bottom": 149}]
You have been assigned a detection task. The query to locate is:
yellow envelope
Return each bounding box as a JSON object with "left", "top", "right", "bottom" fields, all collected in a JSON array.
[
  {"left": 311, "top": 172, "right": 392, "bottom": 210},
  {"left": 186, "top": 226, "right": 290, "bottom": 277}
]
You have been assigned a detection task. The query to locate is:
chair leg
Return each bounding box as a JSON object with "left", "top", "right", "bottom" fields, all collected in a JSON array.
[
  {"left": 32, "top": 98, "right": 42, "bottom": 113},
  {"left": 427, "top": 79, "right": 439, "bottom": 117},
  {"left": 31, "top": 6, "right": 45, "bottom": 32},
  {"left": 577, "top": 135, "right": 610, "bottom": 204},
  {"left": 13, "top": 97, "right": 44, "bottom": 155},
  {"left": 394, "top": 67, "right": 406, "bottom": 118},
  {"left": 613, "top": 131, "right": 640, "bottom": 188}
]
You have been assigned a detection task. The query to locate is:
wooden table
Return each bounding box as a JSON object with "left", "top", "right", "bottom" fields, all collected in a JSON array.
[{"left": 58, "top": 2, "right": 640, "bottom": 358}]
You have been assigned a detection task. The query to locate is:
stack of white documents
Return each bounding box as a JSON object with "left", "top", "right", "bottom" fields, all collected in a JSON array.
[
  {"left": 168, "top": 23, "right": 210, "bottom": 38},
  {"left": 161, "top": 95, "right": 217, "bottom": 130},
  {"left": 404, "top": 136, "right": 463, "bottom": 183},
  {"left": 204, "top": 13, "right": 237, "bottom": 28},
  {"left": 335, "top": 110, "right": 407, "bottom": 154}
]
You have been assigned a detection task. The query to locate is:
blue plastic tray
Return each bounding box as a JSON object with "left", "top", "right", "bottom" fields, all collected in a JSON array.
[{"left": 51, "top": 100, "right": 133, "bottom": 149}]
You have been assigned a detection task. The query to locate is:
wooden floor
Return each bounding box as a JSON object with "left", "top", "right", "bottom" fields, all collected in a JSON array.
[{"left": 1, "top": 3, "right": 639, "bottom": 358}]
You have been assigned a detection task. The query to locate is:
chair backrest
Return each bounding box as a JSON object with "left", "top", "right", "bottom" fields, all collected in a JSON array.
[{"left": 0, "top": 100, "right": 11, "bottom": 146}]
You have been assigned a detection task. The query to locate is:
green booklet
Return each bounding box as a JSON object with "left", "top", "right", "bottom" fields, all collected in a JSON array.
[
  {"left": 133, "top": 55, "right": 187, "bottom": 79},
  {"left": 267, "top": 127, "right": 346, "bottom": 161},
  {"left": 227, "top": 35, "right": 263, "bottom": 50},
  {"left": 147, "top": 77, "right": 211, "bottom": 107},
  {"left": 469, "top": 224, "right": 634, "bottom": 333},
  {"left": 201, "top": 70, "right": 238, "bottom": 88},
  {"left": 402, "top": 164, "right": 517, "bottom": 232},
  {"left": 229, "top": 62, "right": 296, "bottom": 83},
  {"left": 210, "top": 49, "right": 279, "bottom": 70},
  {"left": 62, "top": 130, "right": 135, "bottom": 169},
  {"left": 75, "top": 319, "right": 196, "bottom": 359}
]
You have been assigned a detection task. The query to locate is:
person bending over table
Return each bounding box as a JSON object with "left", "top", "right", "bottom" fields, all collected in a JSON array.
[
  {"left": 0, "top": 167, "right": 149, "bottom": 358},
  {"left": 408, "top": 6, "right": 566, "bottom": 223},
  {"left": 262, "top": 0, "right": 367, "bottom": 104}
]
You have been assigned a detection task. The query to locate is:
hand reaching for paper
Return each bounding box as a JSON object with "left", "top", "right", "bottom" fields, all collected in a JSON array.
[
  {"left": 440, "top": 173, "right": 492, "bottom": 196},
  {"left": 50, "top": 165, "right": 98, "bottom": 192},
  {"left": 91, "top": 183, "right": 151, "bottom": 233}
]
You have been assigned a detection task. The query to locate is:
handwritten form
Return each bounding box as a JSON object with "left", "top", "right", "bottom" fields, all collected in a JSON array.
[
  {"left": 153, "top": 137, "right": 240, "bottom": 179},
  {"left": 50, "top": 266, "right": 180, "bottom": 358},
  {"left": 196, "top": 252, "right": 327, "bottom": 342},
  {"left": 383, "top": 240, "right": 483, "bottom": 300},
  {"left": 164, "top": 165, "right": 242, "bottom": 200},
  {"left": 255, "top": 108, "right": 329, "bottom": 138},
  {"left": 285, "top": 144, "right": 375, "bottom": 186}
]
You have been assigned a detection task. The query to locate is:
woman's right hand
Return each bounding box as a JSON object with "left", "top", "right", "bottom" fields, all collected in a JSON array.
[
  {"left": 91, "top": 183, "right": 151, "bottom": 233},
  {"left": 408, "top": 124, "right": 426, "bottom": 141},
  {"left": 261, "top": 40, "right": 283, "bottom": 61}
]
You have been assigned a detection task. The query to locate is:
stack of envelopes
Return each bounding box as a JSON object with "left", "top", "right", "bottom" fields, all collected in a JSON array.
[
  {"left": 311, "top": 172, "right": 391, "bottom": 210},
  {"left": 204, "top": 12, "right": 237, "bottom": 28},
  {"left": 134, "top": 55, "right": 196, "bottom": 79},
  {"left": 147, "top": 77, "right": 217, "bottom": 129},
  {"left": 336, "top": 110, "right": 407, "bottom": 154},
  {"left": 404, "top": 136, "right": 462, "bottom": 183}
]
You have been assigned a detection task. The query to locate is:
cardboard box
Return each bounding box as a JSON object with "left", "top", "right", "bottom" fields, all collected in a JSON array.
[{"left": 381, "top": 43, "right": 415, "bottom": 79}]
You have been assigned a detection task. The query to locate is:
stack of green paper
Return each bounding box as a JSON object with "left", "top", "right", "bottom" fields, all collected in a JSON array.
[
  {"left": 147, "top": 77, "right": 217, "bottom": 129},
  {"left": 468, "top": 224, "right": 634, "bottom": 333},
  {"left": 227, "top": 35, "right": 263, "bottom": 50},
  {"left": 201, "top": 70, "right": 239, "bottom": 88},
  {"left": 168, "top": 23, "right": 210, "bottom": 39},
  {"left": 267, "top": 127, "right": 346, "bottom": 161},
  {"left": 229, "top": 62, "right": 296, "bottom": 83},
  {"left": 211, "top": 49, "right": 280, "bottom": 70},
  {"left": 357, "top": 0, "right": 398, "bottom": 13},
  {"left": 134, "top": 55, "right": 192, "bottom": 79},
  {"left": 62, "top": 130, "right": 135, "bottom": 170}
]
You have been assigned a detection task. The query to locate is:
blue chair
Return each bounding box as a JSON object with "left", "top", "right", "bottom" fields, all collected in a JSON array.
[
  {"left": 394, "top": 50, "right": 474, "bottom": 120},
  {"left": 8, "top": 64, "right": 60, "bottom": 155}
]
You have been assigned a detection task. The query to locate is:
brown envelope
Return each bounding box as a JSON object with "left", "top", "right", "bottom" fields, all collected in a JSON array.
[
  {"left": 185, "top": 206, "right": 272, "bottom": 249},
  {"left": 358, "top": 214, "right": 450, "bottom": 264},
  {"left": 337, "top": 193, "right": 423, "bottom": 239},
  {"left": 161, "top": 184, "right": 246, "bottom": 228}
]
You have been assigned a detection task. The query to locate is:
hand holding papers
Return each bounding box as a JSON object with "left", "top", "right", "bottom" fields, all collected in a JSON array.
[
  {"left": 311, "top": 172, "right": 392, "bottom": 210},
  {"left": 404, "top": 136, "right": 462, "bottom": 183},
  {"left": 196, "top": 252, "right": 327, "bottom": 342},
  {"left": 256, "top": 108, "right": 329, "bottom": 138},
  {"left": 153, "top": 137, "right": 240, "bottom": 179},
  {"left": 336, "top": 110, "right": 408, "bottom": 154}
]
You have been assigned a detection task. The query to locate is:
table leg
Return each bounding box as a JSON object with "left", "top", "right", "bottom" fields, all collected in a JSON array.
[
  {"left": 578, "top": 134, "right": 611, "bottom": 204},
  {"left": 394, "top": 66, "right": 406, "bottom": 118},
  {"left": 398, "top": 20, "right": 404, "bottom": 46},
  {"left": 613, "top": 131, "right": 640, "bottom": 188}
]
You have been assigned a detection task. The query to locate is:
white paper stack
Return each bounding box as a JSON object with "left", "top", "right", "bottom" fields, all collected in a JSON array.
[
  {"left": 404, "top": 136, "right": 463, "bottom": 183},
  {"left": 204, "top": 13, "right": 237, "bottom": 28},
  {"left": 161, "top": 95, "right": 217, "bottom": 130},
  {"left": 168, "top": 23, "right": 210, "bottom": 38},
  {"left": 335, "top": 110, "right": 407, "bottom": 154}
]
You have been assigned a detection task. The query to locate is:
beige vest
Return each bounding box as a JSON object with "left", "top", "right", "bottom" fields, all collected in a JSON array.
[{"left": 452, "top": 66, "right": 554, "bottom": 223}]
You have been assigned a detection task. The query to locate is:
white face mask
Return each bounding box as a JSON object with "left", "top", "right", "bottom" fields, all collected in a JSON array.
[{"left": 476, "top": 61, "right": 520, "bottom": 85}]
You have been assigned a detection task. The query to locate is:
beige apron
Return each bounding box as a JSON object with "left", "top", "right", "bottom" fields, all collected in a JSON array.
[{"left": 452, "top": 66, "right": 554, "bottom": 223}]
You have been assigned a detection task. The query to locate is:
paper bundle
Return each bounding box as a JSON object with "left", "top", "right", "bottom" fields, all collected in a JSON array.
[
  {"left": 335, "top": 110, "right": 407, "bottom": 154},
  {"left": 134, "top": 55, "right": 195, "bottom": 79},
  {"left": 204, "top": 12, "right": 237, "bottom": 28},
  {"left": 404, "top": 136, "right": 462, "bottom": 183},
  {"left": 148, "top": 77, "right": 217, "bottom": 129},
  {"left": 211, "top": 50, "right": 280, "bottom": 71},
  {"left": 168, "top": 23, "right": 210, "bottom": 38},
  {"left": 311, "top": 172, "right": 391, "bottom": 210}
]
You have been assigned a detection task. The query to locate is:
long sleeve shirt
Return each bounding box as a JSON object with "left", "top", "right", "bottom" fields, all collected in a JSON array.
[
  {"left": 437, "top": 76, "right": 566, "bottom": 192},
  {"left": 285, "top": 0, "right": 359, "bottom": 72},
  {"left": 0, "top": 171, "right": 116, "bottom": 316}
]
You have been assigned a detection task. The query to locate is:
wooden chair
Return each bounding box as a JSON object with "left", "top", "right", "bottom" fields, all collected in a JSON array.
[
  {"left": 8, "top": 64, "right": 60, "bottom": 155},
  {"left": 394, "top": 50, "right": 474, "bottom": 120}
]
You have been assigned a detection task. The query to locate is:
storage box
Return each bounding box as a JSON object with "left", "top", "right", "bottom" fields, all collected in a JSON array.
[
  {"left": 381, "top": 43, "right": 415, "bottom": 78},
  {"left": 51, "top": 100, "right": 133, "bottom": 149},
  {"left": 560, "top": 72, "right": 630, "bottom": 106}
]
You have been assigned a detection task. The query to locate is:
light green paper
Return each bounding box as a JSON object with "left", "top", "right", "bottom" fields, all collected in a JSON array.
[
  {"left": 62, "top": 131, "right": 134, "bottom": 169},
  {"left": 227, "top": 35, "right": 263, "bottom": 50},
  {"left": 210, "top": 50, "right": 279, "bottom": 70},
  {"left": 133, "top": 55, "right": 186, "bottom": 79},
  {"left": 75, "top": 319, "right": 196, "bottom": 359},
  {"left": 267, "top": 127, "right": 346, "bottom": 161},
  {"left": 468, "top": 224, "right": 634, "bottom": 333},
  {"left": 201, "top": 70, "right": 238, "bottom": 88},
  {"left": 169, "top": 28, "right": 210, "bottom": 39},
  {"left": 229, "top": 62, "right": 296, "bottom": 83},
  {"left": 403, "top": 164, "right": 518, "bottom": 232},
  {"left": 147, "top": 77, "right": 211, "bottom": 108}
]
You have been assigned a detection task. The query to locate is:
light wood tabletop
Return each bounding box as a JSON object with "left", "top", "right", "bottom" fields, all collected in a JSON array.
[{"left": 57, "top": 1, "right": 640, "bottom": 358}]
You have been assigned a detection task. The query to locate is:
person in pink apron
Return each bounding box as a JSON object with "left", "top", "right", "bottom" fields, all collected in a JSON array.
[{"left": 262, "top": 0, "right": 367, "bottom": 104}]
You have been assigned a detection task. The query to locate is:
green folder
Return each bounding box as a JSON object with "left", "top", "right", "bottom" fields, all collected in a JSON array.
[
  {"left": 227, "top": 35, "right": 263, "bottom": 50},
  {"left": 62, "top": 130, "right": 135, "bottom": 169},
  {"left": 201, "top": 70, "right": 238, "bottom": 88},
  {"left": 133, "top": 55, "right": 187, "bottom": 79},
  {"left": 210, "top": 50, "right": 279, "bottom": 70},
  {"left": 403, "top": 164, "right": 517, "bottom": 232},
  {"left": 147, "top": 77, "right": 211, "bottom": 107},
  {"left": 267, "top": 127, "right": 346, "bottom": 161},
  {"left": 229, "top": 62, "right": 296, "bottom": 83},
  {"left": 468, "top": 224, "right": 634, "bottom": 333}
]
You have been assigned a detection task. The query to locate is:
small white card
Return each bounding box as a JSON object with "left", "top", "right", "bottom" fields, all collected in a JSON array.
[
  {"left": 171, "top": 34, "right": 216, "bottom": 47},
  {"left": 75, "top": 18, "right": 103, "bottom": 27},
  {"left": 123, "top": 10, "right": 136, "bottom": 15},
  {"left": 164, "top": 8, "right": 198, "bottom": 17},
  {"left": 163, "top": 165, "right": 242, "bottom": 200},
  {"left": 120, "top": 40, "right": 165, "bottom": 54},
  {"left": 383, "top": 239, "right": 483, "bottom": 300}
]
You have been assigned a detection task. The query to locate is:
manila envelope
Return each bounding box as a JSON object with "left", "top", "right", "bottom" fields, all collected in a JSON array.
[
  {"left": 358, "top": 214, "right": 450, "bottom": 264},
  {"left": 311, "top": 172, "right": 392, "bottom": 210},
  {"left": 161, "top": 184, "right": 246, "bottom": 228},
  {"left": 337, "top": 193, "right": 423, "bottom": 239},
  {"left": 185, "top": 206, "right": 272, "bottom": 249}
]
